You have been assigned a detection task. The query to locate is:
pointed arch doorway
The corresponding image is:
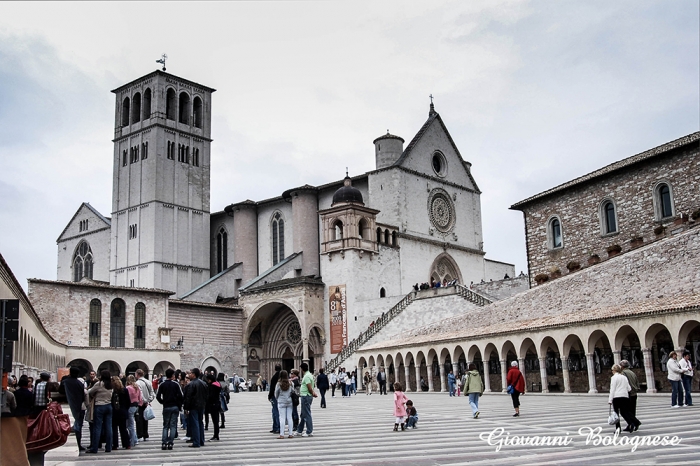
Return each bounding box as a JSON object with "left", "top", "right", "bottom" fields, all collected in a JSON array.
[{"left": 282, "top": 347, "right": 295, "bottom": 373}]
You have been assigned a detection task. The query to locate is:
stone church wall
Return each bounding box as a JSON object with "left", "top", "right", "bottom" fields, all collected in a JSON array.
[
  {"left": 520, "top": 141, "right": 700, "bottom": 287},
  {"left": 57, "top": 223, "right": 111, "bottom": 283},
  {"left": 471, "top": 275, "right": 529, "bottom": 301},
  {"left": 168, "top": 303, "right": 244, "bottom": 375}
]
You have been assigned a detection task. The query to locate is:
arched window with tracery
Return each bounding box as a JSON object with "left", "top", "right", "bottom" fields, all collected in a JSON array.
[
  {"left": 272, "top": 212, "right": 285, "bottom": 265},
  {"left": 110, "top": 299, "right": 126, "bottom": 348},
  {"left": 89, "top": 299, "right": 101, "bottom": 347},
  {"left": 73, "top": 241, "right": 93, "bottom": 282},
  {"left": 193, "top": 96, "right": 203, "bottom": 128},
  {"left": 217, "top": 227, "right": 228, "bottom": 273},
  {"left": 134, "top": 303, "right": 146, "bottom": 348}
]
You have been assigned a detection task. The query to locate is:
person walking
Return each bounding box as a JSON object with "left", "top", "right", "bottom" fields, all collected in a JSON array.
[
  {"left": 608, "top": 364, "right": 639, "bottom": 432},
  {"left": 506, "top": 361, "right": 525, "bottom": 417},
  {"left": 463, "top": 363, "right": 484, "bottom": 419},
  {"left": 364, "top": 371, "right": 373, "bottom": 395},
  {"left": 86, "top": 370, "right": 114, "bottom": 454},
  {"left": 294, "top": 362, "right": 317, "bottom": 437},
  {"left": 620, "top": 360, "right": 641, "bottom": 429},
  {"left": 338, "top": 369, "right": 347, "bottom": 397},
  {"left": 183, "top": 368, "right": 208, "bottom": 448},
  {"left": 125, "top": 375, "right": 141, "bottom": 448},
  {"left": 316, "top": 368, "right": 329, "bottom": 408},
  {"left": 156, "top": 368, "right": 183, "bottom": 450},
  {"left": 205, "top": 373, "right": 222, "bottom": 441},
  {"left": 667, "top": 351, "right": 685, "bottom": 407},
  {"left": 135, "top": 369, "right": 155, "bottom": 442},
  {"left": 60, "top": 366, "right": 88, "bottom": 451},
  {"left": 275, "top": 370, "right": 294, "bottom": 438},
  {"left": 679, "top": 350, "right": 694, "bottom": 406},
  {"left": 447, "top": 369, "right": 456, "bottom": 397},
  {"left": 268, "top": 364, "right": 282, "bottom": 434},
  {"left": 329, "top": 370, "right": 338, "bottom": 398},
  {"left": 377, "top": 368, "right": 387, "bottom": 395},
  {"left": 217, "top": 373, "right": 230, "bottom": 428},
  {"left": 392, "top": 382, "right": 408, "bottom": 431},
  {"left": 111, "top": 377, "right": 131, "bottom": 450}
]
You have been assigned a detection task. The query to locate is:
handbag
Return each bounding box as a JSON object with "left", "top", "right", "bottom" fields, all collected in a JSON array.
[
  {"left": 220, "top": 392, "right": 228, "bottom": 412},
  {"left": 26, "top": 402, "right": 71, "bottom": 453},
  {"left": 607, "top": 405, "right": 619, "bottom": 426},
  {"left": 143, "top": 404, "right": 156, "bottom": 421},
  {"left": 291, "top": 391, "right": 300, "bottom": 407},
  {"left": 506, "top": 371, "right": 522, "bottom": 395}
]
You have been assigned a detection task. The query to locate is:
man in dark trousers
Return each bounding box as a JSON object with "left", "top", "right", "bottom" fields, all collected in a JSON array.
[
  {"left": 156, "top": 368, "right": 183, "bottom": 450},
  {"left": 316, "top": 368, "right": 329, "bottom": 408},
  {"left": 620, "top": 359, "right": 641, "bottom": 430},
  {"left": 59, "top": 366, "right": 87, "bottom": 451},
  {"left": 267, "top": 364, "right": 282, "bottom": 434},
  {"left": 183, "top": 368, "right": 208, "bottom": 448},
  {"left": 377, "top": 368, "right": 387, "bottom": 395},
  {"left": 135, "top": 369, "right": 155, "bottom": 441}
]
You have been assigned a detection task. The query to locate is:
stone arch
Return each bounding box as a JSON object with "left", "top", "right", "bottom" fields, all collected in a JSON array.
[
  {"left": 540, "top": 336, "right": 563, "bottom": 392},
  {"left": 368, "top": 355, "right": 376, "bottom": 369},
  {"left": 403, "top": 351, "right": 416, "bottom": 392},
  {"left": 126, "top": 360, "right": 150, "bottom": 377},
  {"left": 563, "top": 333, "right": 588, "bottom": 393},
  {"left": 97, "top": 360, "right": 122, "bottom": 376},
  {"left": 376, "top": 354, "right": 385, "bottom": 369},
  {"left": 428, "top": 252, "right": 463, "bottom": 285},
  {"left": 519, "top": 337, "right": 537, "bottom": 359},
  {"left": 644, "top": 323, "right": 673, "bottom": 392},
  {"left": 501, "top": 340, "right": 517, "bottom": 363},
  {"left": 67, "top": 359, "right": 93, "bottom": 378},
  {"left": 153, "top": 361, "right": 175, "bottom": 377},
  {"left": 453, "top": 345, "right": 467, "bottom": 376},
  {"left": 385, "top": 354, "right": 395, "bottom": 386},
  {"left": 615, "top": 325, "right": 642, "bottom": 351},
  {"left": 200, "top": 356, "right": 222, "bottom": 375},
  {"left": 394, "top": 353, "right": 406, "bottom": 390},
  {"left": 588, "top": 328, "right": 614, "bottom": 392},
  {"left": 678, "top": 320, "right": 700, "bottom": 350}
]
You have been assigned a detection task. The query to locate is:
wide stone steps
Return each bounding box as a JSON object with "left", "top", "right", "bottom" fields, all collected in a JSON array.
[{"left": 46, "top": 392, "right": 700, "bottom": 465}]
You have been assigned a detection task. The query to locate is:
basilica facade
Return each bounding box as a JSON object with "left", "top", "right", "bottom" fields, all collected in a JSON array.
[{"left": 27, "top": 69, "right": 513, "bottom": 379}]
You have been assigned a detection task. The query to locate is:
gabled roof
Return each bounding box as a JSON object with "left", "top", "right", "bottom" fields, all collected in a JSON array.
[
  {"left": 179, "top": 262, "right": 242, "bottom": 299},
  {"left": 57, "top": 202, "right": 111, "bottom": 243},
  {"left": 391, "top": 109, "right": 480, "bottom": 193},
  {"left": 511, "top": 131, "right": 700, "bottom": 210}
]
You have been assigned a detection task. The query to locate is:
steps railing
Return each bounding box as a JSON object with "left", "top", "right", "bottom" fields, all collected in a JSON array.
[
  {"left": 454, "top": 284, "right": 493, "bottom": 306},
  {"left": 325, "top": 291, "right": 414, "bottom": 372}
]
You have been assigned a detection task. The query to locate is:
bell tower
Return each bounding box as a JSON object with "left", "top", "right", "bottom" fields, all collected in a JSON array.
[{"left": 110, "top": 70, "right": 215, "bottom": 296}]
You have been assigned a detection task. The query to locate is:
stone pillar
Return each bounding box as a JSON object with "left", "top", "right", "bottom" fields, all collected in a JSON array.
[
  {"left": 539, "top": 357, "right": 549, "bottom": 393},
  {"left": 231, "top": 202, "right": 258, "bottom": 282},
  {"left": 427, "top": 366, "right": 434, "bottom": 392},
  {"left": 483, "top": 369, "right": 491, "bottom": 392},
  {"left": 562, "top": 357, "right": 571, "bottom": 393},
  {"left": 500, "top": 359, "right": 508, "bottom": 393},
  {"left": 404, "top": 365, "right": 412, "bottom": 392},
  {"left": 613, "top": 350, "right": 621, "bottom": 366},
  {"left": 586, "top": 353, "right": 598, "bottom": 393},
  {"left": 642, "top": 348, "right": 656, "bottom": 393},
  {"left": 452, "top": 362, "right": 459, "bottom": 378},
  {"left": 518, "top": 358, "right": 526, "bottom": 392},
  {"left": 415, "top": 365, "right": 421, "bottom": 392},
  {"left": 439, "top": 364, "right": 447, "bottom": 392},
  {"left": 290, "top": 188, "right": 320, "bottom": 277}
]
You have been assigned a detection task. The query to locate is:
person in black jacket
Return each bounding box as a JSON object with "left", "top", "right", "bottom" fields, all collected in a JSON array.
[
  {"left": 59, "top": 367, "right": 87, "bottom": 451},
  {"left": 267, "top": 364, "right": 282, "bottom": 434},
  {"left": 156, "top": 368, "right": 184, "bottom": 450},
  {"left": 217, "top": 372, "right": 230, "bottom": 429},
  {"left": 205, "top": 374, "right": 222, "bottom": 441},
  {"left": 183, "top": 368, "right": 208, "bottom": 448},
  {"left": 111, "top": 377, "right": 131, "bottom": 450},
  {"left": 316, "top": 368, "right": 329, "bottom": 408}
]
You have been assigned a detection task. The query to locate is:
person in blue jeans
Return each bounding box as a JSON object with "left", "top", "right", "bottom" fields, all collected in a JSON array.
[
  {"left": 183, "top": 368, "right": 208, "bottom": 447},
  {"left": 405, "top": 400, "right": 418, "bottom": 428},
  {"left": 295, "top": 362, "right": 318, "bottom": 437},
  {"left": 680, "top": 351, "right": 694, "bottom": 406},
  {"left": 156, "top": 368, "right": 184, "bottom": 450},
  {"left": 447, "top": 370, "right": 456, "bottom": 396},
  {"left": 268, "top": 364, "right": 282, "bottom": 433},
  {"left": 86, "top": 370, "right": 114, "bottom": 454}
]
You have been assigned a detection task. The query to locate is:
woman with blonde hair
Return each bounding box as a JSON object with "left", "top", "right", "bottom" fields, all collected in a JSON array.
[
  {"left": 125, "top": 375, "right": 141, "bottom": 448},
  {"left": 608, "top": 364, "right": 640, "bottom": 433}
]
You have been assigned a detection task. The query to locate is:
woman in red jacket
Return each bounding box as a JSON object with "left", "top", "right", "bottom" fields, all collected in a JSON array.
[{"left": 506, "top": 361, "right": 526, "bottom": 417}]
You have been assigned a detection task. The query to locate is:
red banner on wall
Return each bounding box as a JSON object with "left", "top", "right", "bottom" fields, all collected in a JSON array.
[{"left": 330, "top": 285, "right": 347, "bottom": 354}]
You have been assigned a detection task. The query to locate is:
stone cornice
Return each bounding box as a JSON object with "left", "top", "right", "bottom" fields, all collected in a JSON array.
[
  {"left": 28, "top": 278, "right": 174, "bottom": 296},
  {"left": 58, "top": 226, "right": 111, "bottom": 243},
  {"left": 367, "top": 166, "right": 481, "bottom": 195},
  {"left": 110, "top": 261, "right": 208, "bottom": 275},
  {"left": 112, "top": 122, "right": 213, "bottom": 143},
  {"left": 398, "top": 231, "right": 485, "bottom": 256},
  {"left": 112, "top": 201, "right": 210, "bottom": 217}
]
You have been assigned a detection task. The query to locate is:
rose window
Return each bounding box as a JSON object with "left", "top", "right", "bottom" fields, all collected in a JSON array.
[
  {"left": 287, "top": 322, "right": 302, "bottom": 344},
  {"left": 428, "top": 189, "right": 456, "bottom": 233}
]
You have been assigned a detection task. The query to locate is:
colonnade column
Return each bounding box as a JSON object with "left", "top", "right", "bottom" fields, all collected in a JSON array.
[
  {"left": 518, "top": 358, "right": 526, "bottom": 392},
  {"left": 404, "top": 365, "right": 412, "bottom": 392},
  {"left": 539, "top": 357, "right": 549, "bottom": 393},
  {"left": 500, "top": 359, "right": 508, "bottom": 393},
  {"left": 302, "top": 338, "right": 309, "bottom": 364},
  {"left": 452, "top": 362, "right": 459, "bottom": 378},
  {"left": 562, "top": 357, "right": 571, "bottom": 393},
  {"left": 439, "top": 364, "right": 447, "bottom": 392},
  {"left": 427, "top": 366, "right": 434, "bottom": 392},
  {"left": 642, "top": 348, "right": 657, "bottom": 393},
  {"left": 586, "top": 353, "right": 598, "bottom": 393},
  {"left": 415, "top": 365, "right": 421, "bottom": 392},
  {"left": 613, "top": 350, "right": 621, "bottom": 366},
  {"left": 483, "top": 369, "right": 491, "bottom": 392}
]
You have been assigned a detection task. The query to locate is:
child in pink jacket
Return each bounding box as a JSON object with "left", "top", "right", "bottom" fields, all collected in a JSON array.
[{"left": 393, "top": 382, "right": 408, "bottom": 431}]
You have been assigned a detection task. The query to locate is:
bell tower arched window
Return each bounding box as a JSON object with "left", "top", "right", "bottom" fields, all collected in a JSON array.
[
  {"left": 179, "top": 92, "right": 190, "bottom": 124},
  {"left": 332, "top": 220, "right": 343, "bottom": 241},
  {"left": 121, "top": 97, "right": 130, "bottom": 127},
  {"left": 166, "top": 88, "right": 177, "bottom": 120},
  {"left": 217, "top": 227, "right": 228, "bottom": 273},
  {"left": 142, "top": 88, "right": 151, "bottom": 119},
  {"left": 193, "top": 96, "right": 203, "bottom": 128},
  {"left": 110, "top": 299, "right": 126, "bottom": 348},
  {"left": 272, "top": 212, "right": 285, "bottom": 266},
  {"left": 73, "top": 241, "right": 93, "bottom": 282},
  {"left": 131, "top": 92, "right": 141, "bottom": 123}
]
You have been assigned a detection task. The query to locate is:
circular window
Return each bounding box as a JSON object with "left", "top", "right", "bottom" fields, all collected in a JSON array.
[
  {"left": 432, "top": 152, "right": 447, "bottom": 177},
  {"left": 427, "top": 188, "right": 456, "bottom": 233},
  {"left": 287, "top": 322, "right": 302, "bottom": 344}
]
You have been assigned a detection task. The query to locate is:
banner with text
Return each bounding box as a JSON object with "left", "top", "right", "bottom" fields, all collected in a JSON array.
[{"left": 330, "top": 285, "right": 347, "bottom": 354}]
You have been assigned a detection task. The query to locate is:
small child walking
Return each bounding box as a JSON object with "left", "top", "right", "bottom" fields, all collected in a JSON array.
[
  {"left": 393, "top": 382, "right": 408, "bottom": 431},
  {"left": 405, "top": 400, "right": 418, "bottom": 429}
]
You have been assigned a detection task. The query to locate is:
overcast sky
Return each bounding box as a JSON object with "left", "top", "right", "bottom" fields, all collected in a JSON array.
[{"left": 0, "top": 1, "right": 698, "bottom": 290}]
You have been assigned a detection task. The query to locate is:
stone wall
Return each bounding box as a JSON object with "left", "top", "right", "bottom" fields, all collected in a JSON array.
[
  {"left": 516, "top": 138, "right": 699, "bottom": 288},
  {"left": 471, "top": 275, "right": 529, "bottom": 301},
  {"left": 168, "top": 302, "right": 244, "bottom": 375}
]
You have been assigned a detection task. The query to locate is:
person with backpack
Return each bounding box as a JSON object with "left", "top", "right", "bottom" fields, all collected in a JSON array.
[{"left": 506, "top": 361, "right": 525, "bottom": 417}]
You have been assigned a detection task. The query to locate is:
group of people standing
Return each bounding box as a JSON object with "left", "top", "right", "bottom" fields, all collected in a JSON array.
[
  {"left": 268, "top": 363, "right": 318, "bottom": 438},
  {"left": 328, "top": 367, "right": 360, "bottom": 397}
]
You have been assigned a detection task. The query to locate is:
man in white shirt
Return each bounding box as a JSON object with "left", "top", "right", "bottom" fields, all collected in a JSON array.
[
  {"left": 666, "top": 351, "right": 685, "bottom": 407},
  {"left": 338, "top": 370, "right": 347, "bottom": 397},
  {"left": 679, "top": 350, "right": 694, "bottom": 406},
  {"left": 329, "top": 370, "right": 338, "bottom": 397},
  {"left": 136, "top": 369, "right": 155, "bottom": 440}
]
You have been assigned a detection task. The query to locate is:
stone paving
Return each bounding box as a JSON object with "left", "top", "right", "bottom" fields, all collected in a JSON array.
[{"left": 45, "top": 392, "right": 700, "bottom": 465}]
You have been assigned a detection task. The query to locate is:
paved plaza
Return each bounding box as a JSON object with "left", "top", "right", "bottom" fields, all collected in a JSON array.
[{"left": 45, "top": 392, "right": 699, "bottom": 466}]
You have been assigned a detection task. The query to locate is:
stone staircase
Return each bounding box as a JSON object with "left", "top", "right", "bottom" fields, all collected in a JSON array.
[{"left": 325, "top": 284, "right": 491, "bottom": 372}]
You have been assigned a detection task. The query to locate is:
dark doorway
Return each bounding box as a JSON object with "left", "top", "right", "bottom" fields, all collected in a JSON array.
[{"left": 282, "top": 347, "right": 294, "bottom": 372}]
